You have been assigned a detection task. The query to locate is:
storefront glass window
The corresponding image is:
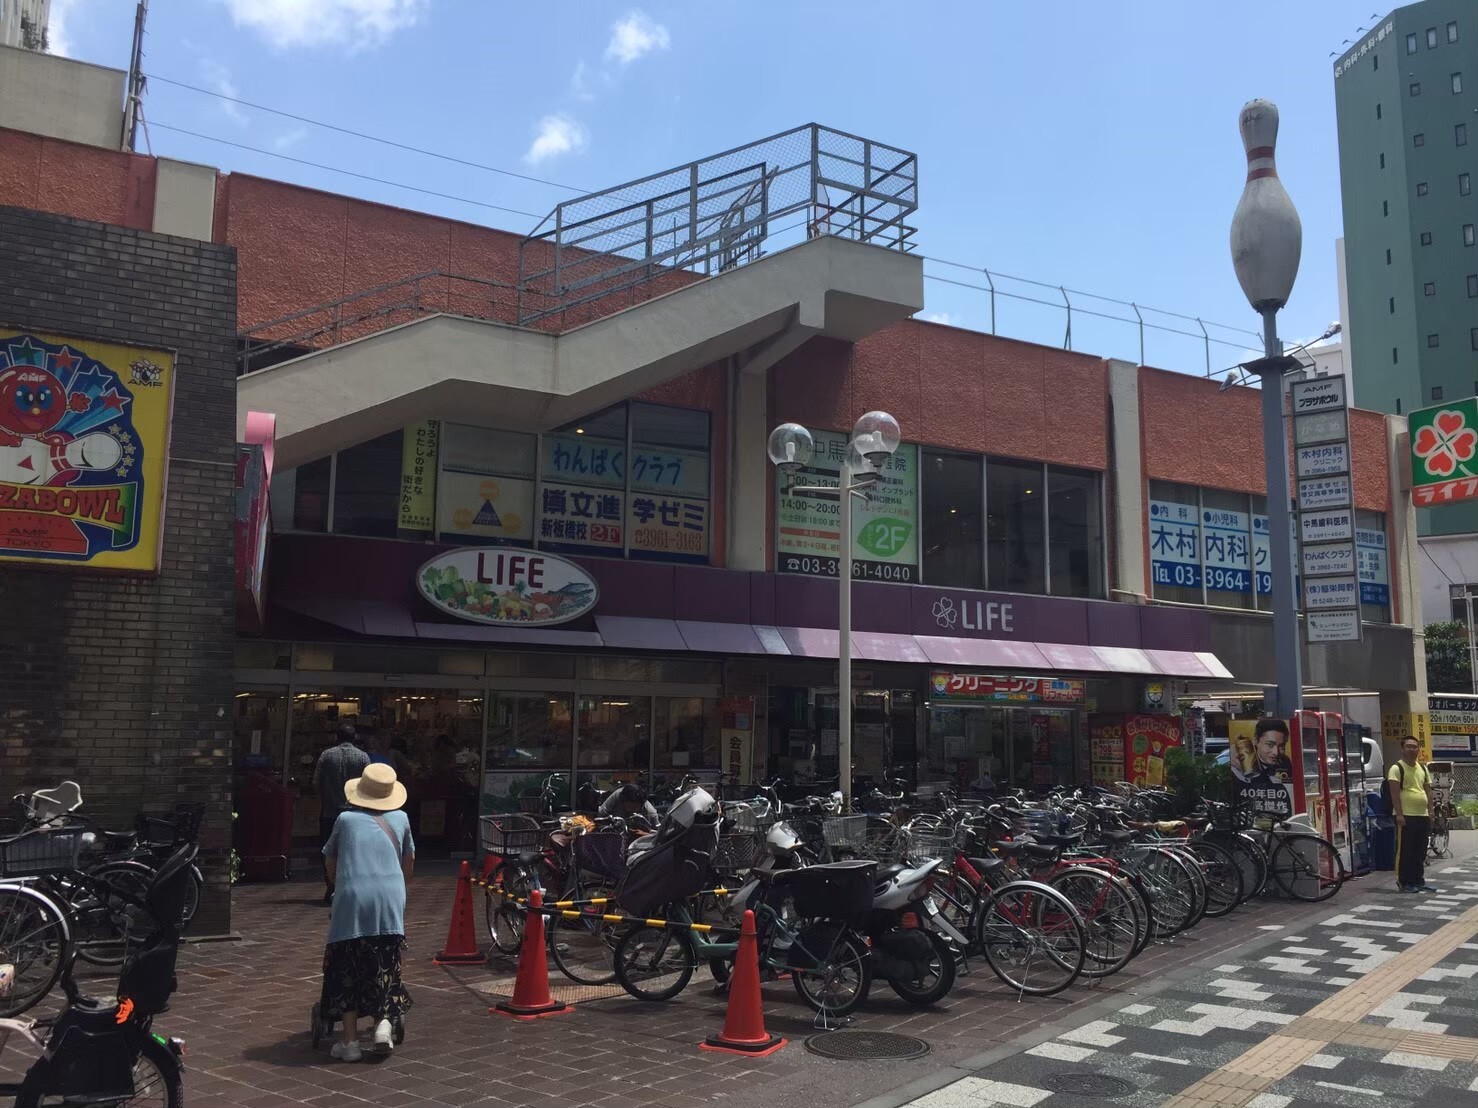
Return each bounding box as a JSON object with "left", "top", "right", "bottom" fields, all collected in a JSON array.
[
  {"left": 437, "top": 424, "right": 536, "bottom": 546},
  {"left": 483, "top": 693, "right": 574, "bottom": 812},
  {"left": 1047, "top": 465, "right": 1104, "bottom": 598},
  {"left": 922, "top": 451, "right": 984, "bottom": 588},
  {"left": 333, "top": 431, "right": 402, "bottom": 538},
  {"left": 630, "top": 403, "right": 712, "bottom": 563},
  {"left": 577, "top": 696, "right": 652, "bottom": 785},
  {"left": 541, "top": 407, "right": 628, "bottom": 558},
  {"left": 654, "top": 697, "right": 720, "bottom": 779},
  {"left": 1148, "top": 480, "right": 1203, "bottom": 605},
  {"left": 1356, "top": 510, "right": 1392, "bottom": 623},
  {"left": 987, "top": 459, "right": 1046, "bottom": 593},
  {"left": 292, "top": 457, "right": 331, "bottom": 532},
  {"left": 233, "top": 690, "right": 288, "bottom": 776}
]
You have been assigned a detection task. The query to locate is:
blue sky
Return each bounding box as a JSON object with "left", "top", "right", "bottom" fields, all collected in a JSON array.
[{"left": 53, "top": 0, "right": 1380, "bottom": 374}]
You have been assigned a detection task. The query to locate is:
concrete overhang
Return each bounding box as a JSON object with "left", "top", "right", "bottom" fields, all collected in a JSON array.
[{"left": 237, "top": 235, "right": 923, "bottom": 469}]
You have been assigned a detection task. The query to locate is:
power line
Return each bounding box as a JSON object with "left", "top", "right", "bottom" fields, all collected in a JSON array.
[
  {"left": 145, "top": 73, "right": 589, "bottom": 195},
  {"left": 149, "top": 123, "right": 543, "bottom": 220}
]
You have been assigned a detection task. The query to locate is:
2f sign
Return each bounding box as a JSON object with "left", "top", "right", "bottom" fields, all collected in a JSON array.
[{"left": 1290, "top": 377, "right": 1347, "bottom": 413}]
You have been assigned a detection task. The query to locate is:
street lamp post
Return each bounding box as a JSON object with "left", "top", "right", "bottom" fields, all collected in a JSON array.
[
  {"left": 768, "top": 412, "right": 901, "bottom": 808},
  {"left": 1230, "top": 97, "right": 1304, "bottom": 718}
]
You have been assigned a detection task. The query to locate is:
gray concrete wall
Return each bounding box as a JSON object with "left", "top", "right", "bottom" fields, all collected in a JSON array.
[
  {"left": 1107, "top": 359, "right": 1146, "bottom": 602},
  {"left": 0, "top": 44, "right": 123, "bottom": 148},
  {"left": 152, "top": 157, "right": 217, "bottom": 241}
]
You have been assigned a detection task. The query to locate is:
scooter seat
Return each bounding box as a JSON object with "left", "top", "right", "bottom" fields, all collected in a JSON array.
[{"left": 874, "top": 863, "right": 909, "bottom": 883}]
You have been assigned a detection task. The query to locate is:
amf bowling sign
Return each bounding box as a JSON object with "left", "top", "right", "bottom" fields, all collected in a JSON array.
[{"left": 0, "top": 330, "right": 175, "bottom": 571}]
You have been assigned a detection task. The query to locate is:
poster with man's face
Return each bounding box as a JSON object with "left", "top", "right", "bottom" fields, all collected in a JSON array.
[{"left": 1229, "top": 718, "right": 1295, "bottom": 819}]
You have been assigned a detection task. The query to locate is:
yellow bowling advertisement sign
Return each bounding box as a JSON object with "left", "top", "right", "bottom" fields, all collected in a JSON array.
[{"left": 0, "top": 329, "right": 174, "bottom": 571}]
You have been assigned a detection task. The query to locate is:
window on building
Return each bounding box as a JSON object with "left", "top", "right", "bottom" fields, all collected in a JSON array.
[
  {"left": 1417, "top": 182, "right": 1429, "bottom": 196},
  {"left": 333, "top": 431, "right": 403, "bottom": 538},
  {"left": 1415, "top": 132, "right": 1426, "bottom": 147},
  {"left": 1426, "top": 282, "right": 1437, "bottom": 295},
  {"left": 1390, "top": 296, "right": 1397, "bottom": 313},
  {"left": 1429, "top": 26, "right": 1440, "bottom": 48},
  {"left": 1454, "top": 72, "right": 1465, "bottom": 94},
  {"left": 1411, "top": 81, "right": 1423, "bottom": 96},
  {"left": 437, "top": 424, "right": 537, "bottom": 547},
  {"left": 1380, "top": 152, "right": 1387, "bottom": 168},
  {"left": 1394, "top": 347, "right": 1400, "bottom": 364},
  {"left": 922, "top": 451, "right": 983, "bottom": 589},
  {"left": 1430, "top": 334, "right": 1442, "bottom": 349},
  {"left": 1046, "top": 465, "right": 1104, "bottom": 599},
  {"left": 1396, "top": 397, "right": 1403, "bottom": 413},
  {"left": 1450, "top": 21, "right": 1460, "bottom": 43},
  {"left": 1374, "top": 53, "right": 1380, "bottom": 70},
  {"left": 986, "top": 458, "right": 1045, "bottom": 594},
  {"left": 629, "top": 402, "right": 713, "bottom": 564},
  {"left": 1385, "top": 198, "right": 1391, "bottom": 215},
  {"left": 1434, "top": 385, "right": 1445, "bottom": 399},
  {"left": 1422, "top": 231, "right": 1434, "bottom": 245},
  {"left": 1471, "top": 274, "right": 1478, "bottom": 297},
  {"left": 1386, "top": 248, "right": 1393, "bottom": 264},
  {"left": 1464, "top": 173, "right": 1473, "bottom": 196},
  {"left": 1148, "top": 481, "right": 1203, "bottom": 606},
  {"left": 292, "top": 456, "right": 331, "bottom": 532},
  {"left": 1201, "top": 488, "right": 1256, "bottom": 611},
  {"left": 1472, "top": 327, "right": 1478, "bottom": 350},
  {"left": 1467, "top": 224, "right": 1476, "bottom": 246},
  {"left": 1459, "top": 123, "right": 1470, "bottom": 146},
  {"left": 1408, "top": 31, "right": 1418, "bottom": 53},
  {"left": 1356, "top": 510, "right": 1392, "bottom": 625}
]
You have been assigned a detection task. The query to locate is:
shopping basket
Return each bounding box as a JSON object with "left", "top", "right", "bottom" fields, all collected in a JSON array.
[
  {"left": 478, "top": 814, "right": 544, "bottom": 858},
  {"left": 573, "top": 828, "right": 627, "bottom": 882},
  {"left": 0, "top": 827, "right": 85, "bottom": 877}
]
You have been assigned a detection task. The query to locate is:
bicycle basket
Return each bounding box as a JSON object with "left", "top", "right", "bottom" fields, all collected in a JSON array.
[
  {"left": 778, "top": 860, "right": 876, "bottom": 920},
  {"left": 821, "top": 815, "right": 867, "bottom": 850},
  {"left": 0, "top": 827, "right": 85, "bottom": 876},
  {"left": 906, "top": 828, "right": 957, "bottom": 861},
  {"left": 574, "top": 829, "right": 627, "bottom": 882},
  {"left": 479, "top": 814, "right": 544, "bottom": 856},
  {"left": 713, "top": 828, "right": 765, "bottom": 874},
  {"left": 135, "top": 802, "right": 206, "bottom": 849}
]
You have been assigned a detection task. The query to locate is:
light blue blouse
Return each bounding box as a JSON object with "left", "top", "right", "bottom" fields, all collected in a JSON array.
[{"left": 323, "top": 808, "right": 415, "bottom": 944}]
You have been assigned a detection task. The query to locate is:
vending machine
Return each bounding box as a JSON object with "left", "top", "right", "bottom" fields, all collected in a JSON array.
[{"left": 1292, "top": 710, "right": 1355, "bottom": 871}]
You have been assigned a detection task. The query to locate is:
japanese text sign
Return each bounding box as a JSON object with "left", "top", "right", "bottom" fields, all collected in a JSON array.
[{"left": 1410, "top": 399, "right": 1478, "bottom": 507}]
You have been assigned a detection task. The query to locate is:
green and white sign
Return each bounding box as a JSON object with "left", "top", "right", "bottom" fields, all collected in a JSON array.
[
  {"left": 1410, "top": 398, "right": 1478, "bottom": 508},
  {"left": 775, "top": 429, "right": 918, "bottom": 582}
]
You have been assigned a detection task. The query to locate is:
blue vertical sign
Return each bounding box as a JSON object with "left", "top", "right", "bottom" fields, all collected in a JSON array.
[
  {"left": 1202, "top": 506, "right": 1252, "bottom": 594},
  {"left": 1149, "top": 501, "right": 1201, "bottom": 589}
]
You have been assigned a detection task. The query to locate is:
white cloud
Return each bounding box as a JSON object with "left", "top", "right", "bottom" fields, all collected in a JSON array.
[
  {"left": 569, "top": 61, "right": 597, "bottom": 102},
  {"left": 524, "top": 115, "right": 589, "bottom": 164},
  {"left": 921, "top": 311, "right": 954, "bottom": 325},
  {"left": 201, "top": 61, "right": 249, "bottom": 126},
  {"left": 219, "top": 0, "right": 425, "bottom": 50},
  {"left": 604, "top": 10, "right": 669, "bottom": 65},
  {"left": 273, "top": 126, "right": 309, "bottom": 150}
]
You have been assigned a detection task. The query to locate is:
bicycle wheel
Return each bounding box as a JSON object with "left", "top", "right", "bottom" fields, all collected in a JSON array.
[
  {"left": 0, "top": 883, "right": 68, "bottom": 1018},
  {"left": 548, "top": 880, "right": 621, "bottom": 986},
  {"left": 17, "top": 1027, "right": 183, "bottom": 1107},
  {"left": 1430, "top": 817, "right": 1451, "bottom": 859},
  {"left": 484, "top": 866, "right": 534, "bottom": 956},
  {"left": 1206, "top": 830, "right": 1268, "bottom": 901},
  {"left": 69, "top": 862, "right": 157, "bottom": 967},
  {"left": 790, "top": 928, "right": 872, "bottom": 1018},
  {"left": 1270, "top": 834, "right": 1344, "bottom": 902},
  {"left": 1187, "top": 840, "right": 1243, "bottom": 918},
  {"left": 1048, "top": 868, "right": 1139, "bottom": 979},
  {"left": 974, "top": 880, "right": 1085, "bottom": 996},
  {"left": 1162, "top": 845, "right": 1209, "bottom": 929},
  {"left": 613, "top": 925, "right": 696, "bottom": 1001},
  {"left": 1130, "top": 849, "right": 1196, "bottom": 938}
]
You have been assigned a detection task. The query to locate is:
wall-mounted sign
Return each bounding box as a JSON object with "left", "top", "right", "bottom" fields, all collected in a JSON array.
[
  {"left": 1300, "top": 508, "right": 1355, "bottom": 544},
  {"left": 1290, "top": 375, "right": 1346, "bottom": 413},
  {"left": 0, "top": 330, "right": 175, "bottom": 570},
  {"left": 776, "top": 429, "right": 918, "bottom": 582},
  {"left": 628, "top": 494, "right": 709, "bottom": 560},
  {"left": 1301, "top": 542, "right": 1355, "bottom": 578},
  {"left": 1430, "top": 696, "right": 1478, "bottom": 735},
  {"left": 1297, "top": 474, "right": 1352, "bottom": 512},
  {"left": 1296, "top": 442, "right": 1350, "bottom": 480},
  {"left": 398, "top": 420, "right": 439, "bottom": 531},
  {"left": 1356, "top": 526, "right": 1389, "bottom": 608},
  {"left": 1292, "top": 408, "right": 1348, "bottom": 446},
  {"left": 929, "top": 672, "right": 1085, "bottom": 703},
  {"left": 439, "top": 472, "right": 534, "bottom": 543},
  {"left": 1290, "top": 377, "right": 1360, "bottom": 642},
  {"left": 1304, "top": 575, "right": 1359, "bottom": 610},
  {"left": 1149, "top": 500, "right": 1201, "bottom": 589},
  {"left": 417, "top": 548, "right": 598, "bottom": 626},
  {"left": 1201, "top": 506, "right": 1251, "bottom": 594},
  {"left": 1307, "top": 609, "right": 1362, "bottom": 643},
  {"left": 1410, "top": 399, "right": 1478, "bottom": 507}
]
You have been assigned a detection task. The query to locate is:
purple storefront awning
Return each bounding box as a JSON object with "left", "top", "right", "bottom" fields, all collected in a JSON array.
[{"left": 594, "top": 616, "right": 687, "bottom": 652}]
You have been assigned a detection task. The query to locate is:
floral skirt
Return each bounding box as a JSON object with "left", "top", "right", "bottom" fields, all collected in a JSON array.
[{"left": 319, "top": 935, "right": 413, "bottom": 1022}]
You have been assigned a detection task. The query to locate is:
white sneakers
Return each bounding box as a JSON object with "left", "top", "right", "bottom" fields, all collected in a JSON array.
[
  {"left": 372, "top": 1019, "right": 394, "bottom": 1055},
  {"left": 329, "top": 1040, "right": 362, "bottom": 1063}
]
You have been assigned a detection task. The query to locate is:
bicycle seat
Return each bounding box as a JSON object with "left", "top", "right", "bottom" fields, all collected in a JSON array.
[
  {"left": 966, "top": 856, "right": 1006, "bottom": 874},
  {"left": 1101, "top": 829, "right": 1138, "bottom": 846},
  {"left": 1180, "top": 816, "right": 1209, "bottom": 832},
  {"left": 1021, "top": 842, "right": 1060, "bottom": 862},
  {"left": 517, "top": 851, "right": 544, "bottom": 869},
  {"left": 992, "top": 840, "right": 1027, "bottom": 857},
  {"left": 1155, "top": 820, "right": 1187, "bottom": 834},
  {"left": 1034, "top": 832, "right": 1082, "bottom": 848},
  {"left": 104, "top": 830, "right": 136, "bottom": 850}
]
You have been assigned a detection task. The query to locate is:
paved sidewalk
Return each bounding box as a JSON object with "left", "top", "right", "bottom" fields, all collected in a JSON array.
[
  {"left": 880, "top": 856, "right": 1478, "bottom": 1108},
  {"left": 0, "top": 849, "right": 1460, "bottom": 1107}
]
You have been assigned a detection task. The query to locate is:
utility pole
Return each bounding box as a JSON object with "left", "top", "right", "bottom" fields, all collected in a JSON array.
[{"left": 120, "top": 0, "right": 149, "bottom": 152}]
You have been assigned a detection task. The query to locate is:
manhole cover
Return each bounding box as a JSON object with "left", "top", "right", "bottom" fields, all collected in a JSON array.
[
  {"left": 1042, "top": 1073, "right": 1136, "bottom": 1098},
  {"left": 805, "top": 1030, "right": 931, "bottom": 1061}
]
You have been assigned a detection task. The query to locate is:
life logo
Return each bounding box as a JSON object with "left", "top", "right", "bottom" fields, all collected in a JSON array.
[{"left": 0, "top": 331, "right": 174, "bottom": 570}]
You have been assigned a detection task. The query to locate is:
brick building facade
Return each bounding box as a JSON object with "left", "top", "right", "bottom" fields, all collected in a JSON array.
[{"left": 0, "top": 205, "right": 238, "bottom": 931}]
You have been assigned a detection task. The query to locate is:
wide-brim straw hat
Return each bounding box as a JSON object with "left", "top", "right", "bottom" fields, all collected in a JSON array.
[{"left": 344, "top": 763, "right": 407, "bottom": 812}]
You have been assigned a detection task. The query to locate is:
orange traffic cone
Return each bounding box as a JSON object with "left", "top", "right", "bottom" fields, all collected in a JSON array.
[
  {"left": 493, "top": 888, "right": 571, "bottom": 1020},
  {"left": 434, "top": 860, "right": 487, "bottom": 966},
  {"left": 699, "top": 910, "right": 786, "bottom": 1056}
]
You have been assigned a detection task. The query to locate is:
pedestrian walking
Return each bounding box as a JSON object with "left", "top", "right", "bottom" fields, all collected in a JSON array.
[
  {"left": 314, "top": 724, "right": 369, "bottom": 905},
  {"left": 1388, "top": 736, "right": 1436, "bottom": 893},
  {"left": 320, "top": 762, "right": 416, "bottom": 1062}
]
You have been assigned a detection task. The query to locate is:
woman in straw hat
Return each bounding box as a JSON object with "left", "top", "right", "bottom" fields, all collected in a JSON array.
[{"left": 320, "top": 762, "right": 416, "bottom": 1062}]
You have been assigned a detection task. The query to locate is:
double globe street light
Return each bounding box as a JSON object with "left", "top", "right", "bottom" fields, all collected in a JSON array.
[{"left": 768, "top": 411, "right": 901, "bottom": 807}]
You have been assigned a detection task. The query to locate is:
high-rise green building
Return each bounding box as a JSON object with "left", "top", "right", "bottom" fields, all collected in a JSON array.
[{"left": 1335, "top": 0, "right": 1477, "bottom": 538}]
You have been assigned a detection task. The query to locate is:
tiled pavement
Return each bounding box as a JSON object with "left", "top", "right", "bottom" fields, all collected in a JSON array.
[
  {"left": 0, "top": 850, "right": 1467, "bottom": 1108},
  {"left": 887, "top": 853, "right": 1478, "bottom": 1108}
]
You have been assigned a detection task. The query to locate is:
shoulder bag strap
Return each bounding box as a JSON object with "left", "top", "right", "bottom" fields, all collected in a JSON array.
[{"left": 372, "top": 814, "right": 404, "bottom": 857}]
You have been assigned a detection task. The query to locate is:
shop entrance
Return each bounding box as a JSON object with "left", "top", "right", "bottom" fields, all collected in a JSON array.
[{"left": 923, "top": 705, "right": 1078, "bottom": 791}]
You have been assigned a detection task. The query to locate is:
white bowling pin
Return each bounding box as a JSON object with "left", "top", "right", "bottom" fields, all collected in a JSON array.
[{"left": 1230, "top": 98, "right": 1302, "bottom": 312}]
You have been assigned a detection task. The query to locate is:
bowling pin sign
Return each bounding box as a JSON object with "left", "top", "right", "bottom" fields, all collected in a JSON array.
[{"left": 1230, "top": 98, "right": 1302, "bottom": 312}]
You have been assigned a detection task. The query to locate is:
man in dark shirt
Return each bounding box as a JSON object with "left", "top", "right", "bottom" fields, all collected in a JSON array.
[{"left": 313, "top": 724, "right": 369, "bottom": 904}]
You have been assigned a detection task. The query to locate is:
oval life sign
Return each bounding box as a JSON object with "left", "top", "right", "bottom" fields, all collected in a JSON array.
[{"left": 418, "top": 548, "right": 598, "bottom": 626}]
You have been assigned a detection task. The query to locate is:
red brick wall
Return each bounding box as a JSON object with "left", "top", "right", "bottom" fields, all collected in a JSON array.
[
  {"left": 0, "top": 127, "right": 156, "bottom": 230},
  {"left": 770, "top": 323, "right": 1110, "bottom": 468}
]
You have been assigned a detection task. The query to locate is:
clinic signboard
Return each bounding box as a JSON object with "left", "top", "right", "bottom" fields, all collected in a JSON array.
[
  {"left": 1410, "top": 398, "right": 1478, "bottom": 507},
  {"left": 0, "top": 330, "right": 175, "bottom": 571},
  {"left": 1290, "top": 377, "right": 1360, "bottom": 643},
  {"left": 776, "top": 428, "right": 918, "bottom": 582}
]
